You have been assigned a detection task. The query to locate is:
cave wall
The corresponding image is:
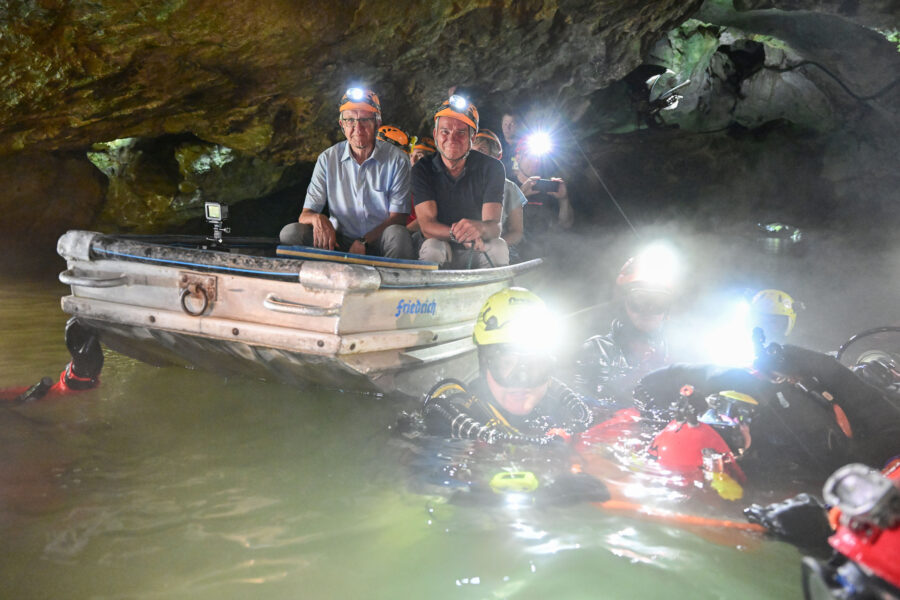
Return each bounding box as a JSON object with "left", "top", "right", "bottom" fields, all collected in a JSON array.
[{"left": 571, "top": 4, "right": 899, "bottom": 232}]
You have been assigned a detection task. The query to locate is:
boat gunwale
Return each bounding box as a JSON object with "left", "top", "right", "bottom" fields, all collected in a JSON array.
[{"left": 60, "top": 231, "right": 542, "bottom": 290}]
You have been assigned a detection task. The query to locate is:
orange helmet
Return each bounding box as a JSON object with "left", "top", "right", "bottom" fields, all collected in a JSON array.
[
  {"left": 377, "top": 125, "right": 410, "bottom": 153},
  {"left": 475, "top": 129, "right": 501, "bottom": 146},
  {"left": 433, "top": 95, "right": 479, "bottom": 131},
  {"left": 339, "top": 87, "right": 381, "bottom": 115},
  {"left": 412, "top": 137, "right": 436, "bottom": 153},
  {"left": 615, "top": 245, "right": 680, "bottom": 314},
  {"left": 616, "top": 257, "right": 674, "bottom": 297},
  {"left": 474, "top": 129, "right": 502, "bottom": 157}
]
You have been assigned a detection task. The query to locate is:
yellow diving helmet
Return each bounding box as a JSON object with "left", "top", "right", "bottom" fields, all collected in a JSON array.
[{"left": 751, "top": 289, "right": 799, "bottom": 337}]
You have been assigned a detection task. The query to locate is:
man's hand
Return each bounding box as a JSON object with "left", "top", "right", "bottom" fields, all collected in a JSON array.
[
  {"left": 547, "top": 178, "right": 568, "bottom": 200},
  {"left": 310, "top": 214, "right": 337, "bottom": 250},
  {"left": 450, "top": 219, "right": 482, "bottom": 244},
  {"left": 348, "top": 239, "right": 366, "bottom": 255},
  {"left": 521, "top": 175, "right": 541, "bottom": 197}
]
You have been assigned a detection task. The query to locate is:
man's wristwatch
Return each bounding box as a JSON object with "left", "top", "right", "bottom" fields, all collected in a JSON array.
[{"left": 357, "top": 237, "right": 368, "bottom": 252}]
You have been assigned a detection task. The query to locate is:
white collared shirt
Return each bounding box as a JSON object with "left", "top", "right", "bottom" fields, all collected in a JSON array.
[{"left": 303, "top": 140, "right": 411, "bottom": 239}]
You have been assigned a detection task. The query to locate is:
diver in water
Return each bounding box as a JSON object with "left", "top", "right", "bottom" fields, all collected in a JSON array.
[
  {"left": 0, "top": 318, "right": 103, "bottom": 403},
  {"left": 574, "top": 250, "right": 674, "bottom": 409},
  {"left": 396, "top": 287, "right": 608, "bottom": 507},
  {"left": 418, "top": 287, "right": 594, "bottom": 445}
]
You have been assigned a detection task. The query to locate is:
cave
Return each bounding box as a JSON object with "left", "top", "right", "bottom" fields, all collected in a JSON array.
[{"left": 1, "top": 1, "right": 900, "bottom": 598}]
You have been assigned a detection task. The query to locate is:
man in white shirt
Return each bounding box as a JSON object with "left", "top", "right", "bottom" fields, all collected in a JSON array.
[{"left": 279, "top": 87, "right": 414, "bottom": 258}]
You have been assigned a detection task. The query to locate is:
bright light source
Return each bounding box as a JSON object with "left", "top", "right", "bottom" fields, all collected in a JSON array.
[
  {"left": 504, "top": 492, "right": 532, "bottom": 510},
  {"left": 525, "top": 132, "right": 553, "bottom": 157},
  {"left": 346, "top": 87, "right": 365, "bottom": 101},
  {"left": 449, "top": 95, "right": 468, "bottom": 110},
  {"left": 633, "top": 241, "right": 680, "bottom": 289},
  {"left": 701, "top": 298, "right": 756, "bottom": 367},
  {"left": 508, "top": 305, "right": 562, "bottom": 354}
]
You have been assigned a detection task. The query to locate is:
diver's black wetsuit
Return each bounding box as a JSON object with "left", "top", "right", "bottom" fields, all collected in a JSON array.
[
  {"left": 422, "top": 376, "right": 594, "bottom": 445},
  {"left": 635, "top": 344, "right": 900, "bottom": 477},
  {"left": 574, "top": 318, "right": 667, "bottom": 408}
]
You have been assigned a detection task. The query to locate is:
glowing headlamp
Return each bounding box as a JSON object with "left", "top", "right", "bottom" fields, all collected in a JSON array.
[
  {"left": 525, "top": 132, "right": 553, "bottom": 157},
  {"left": 346, "top": 87, "right": 365, "bottom": 101},
  {"left": 449, "top": 94, "right": 468, "bottom": 110},
  {"left": 699, "top": 297, "right": 756, "bottom": 367},
  {"left": 633, "top": 242, "right": 680, "bottom": 288},
  {"left": 823, "top": 463, "right": 900, "bottom": 529},
  {"left": 507, "top": 305, "right": 561, "bottom": 353}
]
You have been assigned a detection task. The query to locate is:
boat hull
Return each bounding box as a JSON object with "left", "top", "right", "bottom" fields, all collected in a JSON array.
[{"left": 57, "top": 231, "right": 540, "bottom": 396}]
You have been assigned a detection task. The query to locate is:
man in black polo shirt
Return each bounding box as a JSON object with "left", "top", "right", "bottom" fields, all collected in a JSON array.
[{"left": 411, "top": 95, "right": 509, "bottom": 269}]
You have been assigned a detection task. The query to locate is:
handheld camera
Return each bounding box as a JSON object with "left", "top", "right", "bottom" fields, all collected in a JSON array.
[{"left": 533, "top": 179, "right": 560, "bottom": 193}]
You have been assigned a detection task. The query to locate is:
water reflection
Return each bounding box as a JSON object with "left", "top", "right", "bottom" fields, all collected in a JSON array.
[{"left": 5, "top": 240, "right": 881, "bottom": 599}]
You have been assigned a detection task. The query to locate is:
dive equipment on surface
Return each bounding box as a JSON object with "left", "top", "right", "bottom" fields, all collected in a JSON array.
[
  {"left": 489, "top": 471, "right": 539, "bottom": 493},
  {"left": 824, "top": 463, "right": 899, "bottom": 530},
  {"left": 799, "top": 463, "right": 900, "bottom": 599}
]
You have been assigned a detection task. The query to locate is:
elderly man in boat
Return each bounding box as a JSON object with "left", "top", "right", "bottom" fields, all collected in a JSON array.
[
  {"left": 412, "top": 95, "right": 509, "bottom": 269},
  {"left": 279, "top": 87, "right": 415, "bottom": 259}
]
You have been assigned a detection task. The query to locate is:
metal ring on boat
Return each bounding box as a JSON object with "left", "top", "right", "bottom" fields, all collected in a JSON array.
[
  {"left": 263, "top": 294, "right": 340, "bottom": 316},
  {"left": 180, "top": 286, "right": 209, "bottom": 316},
  {"left": 59, "top": 269, "right": 128, "bottom": 288}
]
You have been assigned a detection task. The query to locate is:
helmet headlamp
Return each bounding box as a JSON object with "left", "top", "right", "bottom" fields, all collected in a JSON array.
[
  {"left": 449, "top": 94, "right": 468, "bottom": 110},
  {"left": 339, "top": 87, "right": 381, "bottom": 114},
  {"left": 433, "top": 96, "right": 479, "bottom": 131},
  {"left": 823, "top": 463, "right": 900, "bottom": 529}
]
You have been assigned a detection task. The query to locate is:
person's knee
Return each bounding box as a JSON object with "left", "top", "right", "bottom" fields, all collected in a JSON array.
[
  {"left": 419, "top": 238, "right": 450, "bottom": 265},
  {"left": 484, "top": 238, "right": 510, "bottom": 267},
  {"left": 280, "top": 223, "right": 312, "bottom": 246},
  {"left": 380, "top": 224, "right": 414, "bottom": 259}
]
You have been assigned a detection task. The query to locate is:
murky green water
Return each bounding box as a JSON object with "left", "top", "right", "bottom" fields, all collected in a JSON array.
[{"left": 5, "top": 230, "right": 894, "bottom": 599}]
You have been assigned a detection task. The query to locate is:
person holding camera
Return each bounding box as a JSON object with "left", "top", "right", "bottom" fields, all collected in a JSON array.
[{"left": 512, "top": 140, "right": 574, "bottom": 260}]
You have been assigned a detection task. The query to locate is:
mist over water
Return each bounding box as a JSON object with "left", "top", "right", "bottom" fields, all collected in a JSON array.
[
  {"left": 2, "top": 226, "right": 895, "bottom": 599},
  {"left": 524, "top": 222, "right": 900, "bottom": 363}
]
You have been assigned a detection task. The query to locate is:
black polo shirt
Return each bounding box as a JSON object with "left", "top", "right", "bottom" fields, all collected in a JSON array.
[{"left": 411, "top": 149, "right": 505, "bottom": 226}]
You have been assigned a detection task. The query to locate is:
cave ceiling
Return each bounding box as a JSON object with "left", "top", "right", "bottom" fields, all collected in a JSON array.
[{"left": 0, "top": 0, "right": 705, "bottom": 161}]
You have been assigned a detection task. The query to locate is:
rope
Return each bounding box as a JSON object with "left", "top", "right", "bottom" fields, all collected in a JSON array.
[
  {"left": 464, "top": 244, "right": 495, "bottom": 269},
  {"left": 561, "top": 121, "right": 639, "bottom": 237}
]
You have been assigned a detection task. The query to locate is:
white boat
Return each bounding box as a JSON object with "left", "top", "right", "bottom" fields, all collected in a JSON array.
[{"left": 57, "top": 230, "right": 541, "bottom": 396}]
